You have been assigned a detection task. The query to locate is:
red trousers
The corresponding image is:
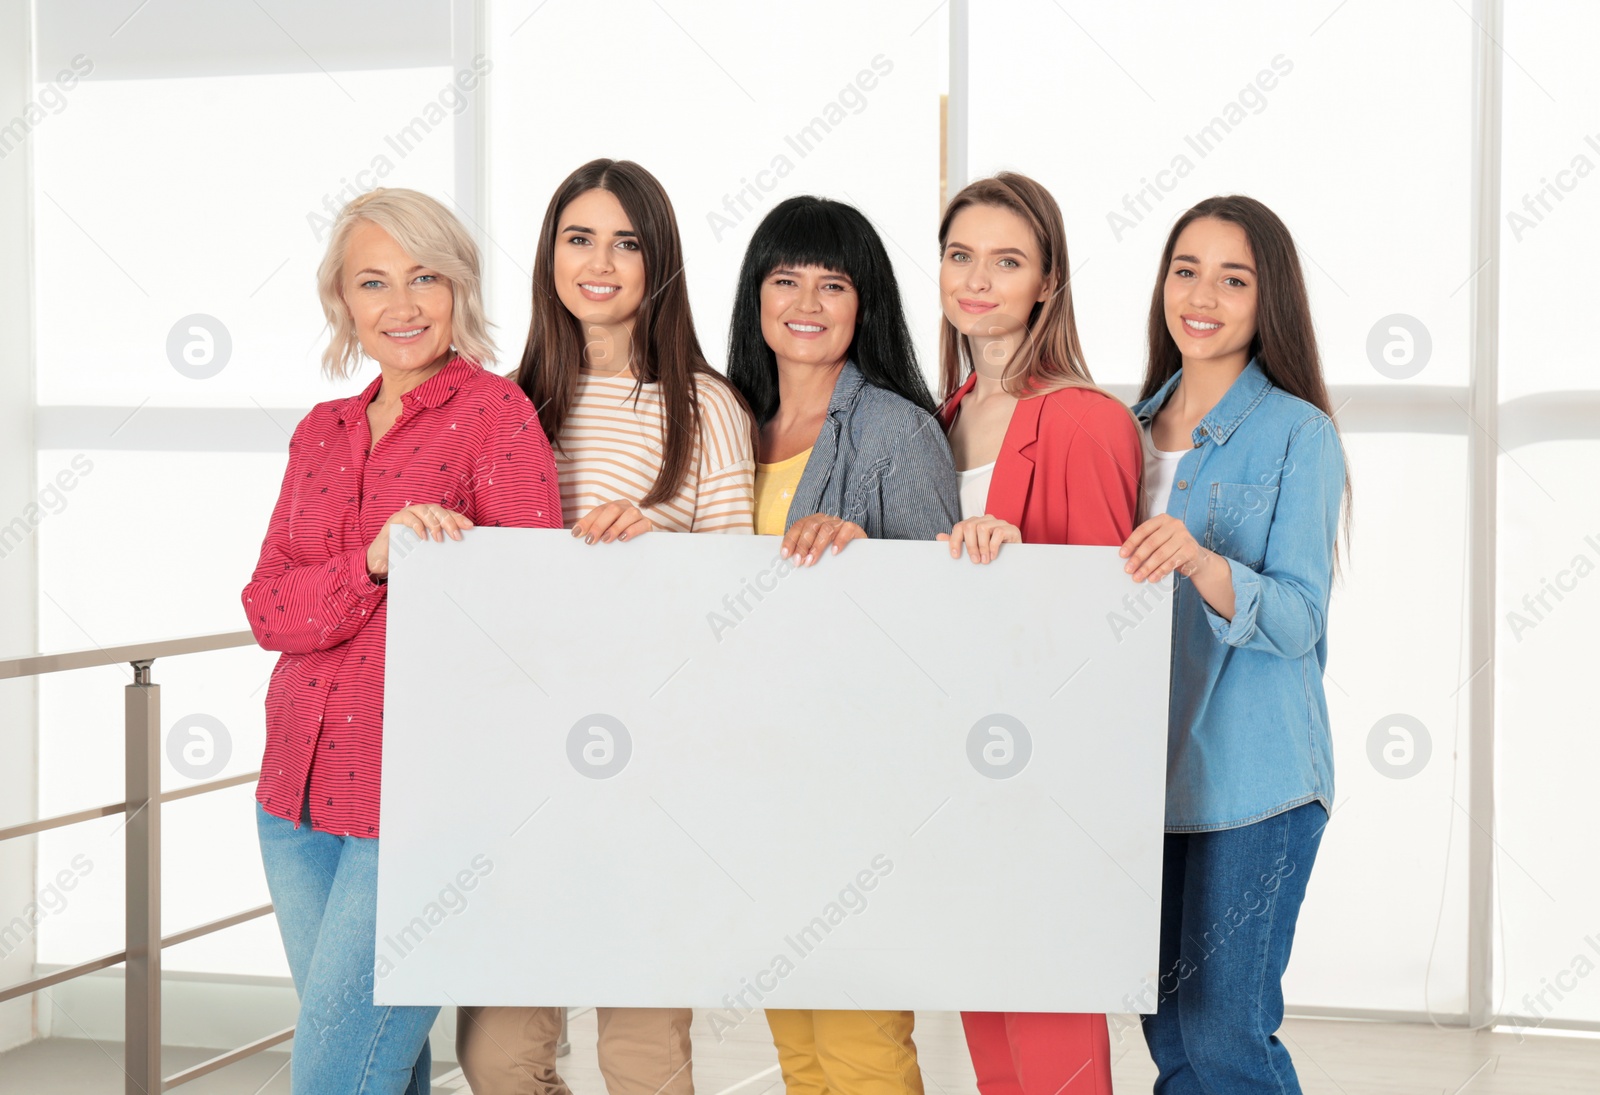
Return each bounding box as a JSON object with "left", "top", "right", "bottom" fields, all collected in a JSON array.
[{"left": 960, "top": 1012, "right": 1112, "bottom": 1095}]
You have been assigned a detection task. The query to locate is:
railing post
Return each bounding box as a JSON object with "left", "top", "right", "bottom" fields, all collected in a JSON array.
[{"left": 126, "top": 660, "right": 161, "bottom": 1095}]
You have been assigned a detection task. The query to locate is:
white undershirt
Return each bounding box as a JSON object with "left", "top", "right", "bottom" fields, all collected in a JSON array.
[
  {"left": 1142, "top": 424, "right": 1188, "bottom": 518},
  {"left": 958, "top": 462, "right": 996, "bottom": 521}
]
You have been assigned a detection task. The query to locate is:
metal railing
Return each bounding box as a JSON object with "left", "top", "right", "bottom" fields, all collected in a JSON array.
[{"left": 0, "top": 630, "right": 290, "bottom": 1094}]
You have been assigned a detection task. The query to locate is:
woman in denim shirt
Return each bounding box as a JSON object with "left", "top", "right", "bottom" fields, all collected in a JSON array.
[
  {"left": 1119, "top": 196, "right": 1348, "bottom": 1094},
  {"left": 726, "top": 195, "right": 955, "bottom": 1095}
]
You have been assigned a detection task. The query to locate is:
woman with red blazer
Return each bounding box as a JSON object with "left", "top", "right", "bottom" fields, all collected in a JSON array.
[{"left": 935, "top": 172, "right": 1140, "bottom": 1095}]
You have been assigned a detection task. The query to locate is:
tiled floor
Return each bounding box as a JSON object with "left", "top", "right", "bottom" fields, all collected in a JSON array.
[{"left": 1, "top": 1009, "right": 1597, "bottom": 1093}]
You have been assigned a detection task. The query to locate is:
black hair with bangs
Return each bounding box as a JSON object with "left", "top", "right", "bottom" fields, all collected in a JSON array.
[{"left": 726, "top": 195, "right": 934, "bottom": 425}]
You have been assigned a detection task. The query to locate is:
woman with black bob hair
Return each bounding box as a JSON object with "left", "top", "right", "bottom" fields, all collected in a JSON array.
[{"left": 728, "top": 195, "right": 958, "bottom": 564}]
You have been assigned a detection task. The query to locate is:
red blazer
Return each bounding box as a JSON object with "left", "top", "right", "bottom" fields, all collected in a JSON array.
[{"left": 939, "top": 375, "right": 1142, "bottom": 548}]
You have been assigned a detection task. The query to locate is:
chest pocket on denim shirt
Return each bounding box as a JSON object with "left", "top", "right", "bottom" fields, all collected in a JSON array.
[{"left": 1207, "top": 481, "right": 1276, "bottom": 569}]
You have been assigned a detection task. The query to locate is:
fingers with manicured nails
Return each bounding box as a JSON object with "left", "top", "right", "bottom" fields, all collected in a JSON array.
[
  {"left": 615, "top": 511, "right": 652, "bottom": 542},
  {"left": 983, "top": 523, "right": 1004, "bottom": 564},
  {"left": 998, "top": 522, "right": 1021, "bottom": 560},
  {"left": 824, "top": 520, "right": 866, "bottom": 556},
  {"left": 575, "top": 502, "right": 616, "bottom": 544},
  {"left": 791, "top": 515, "right": 829, "bottom": 565},
  {"left": 986, "top": 520, "right": 1009, "bottom": 563},
  {"left": 1130, "top": 526, "right": 1177, "bottom": 581},
  {"left": 941, "top": 522, "right": 960, "bottom": 558},
  {"left": 1124, "top": 515, "right": 1174, "bottom": 575},
  {"left": 1124, "top": 525, "right": 1165, "bottom": 579},
  {"left": 779, "top": 515, "right": 813, "bottom": 560},
  {"left": 1120, "top": 516, "right": 1166, "bottom": 562},
  {"left": 803, "top": 520, "right": 840, "bottom": 565},
  {"left": 1133, "top": 519, "right": 1200, "bottom": 582},
  {"left": 939, "top": 524, "right": 963, "bottom": 558},
  {"left": 394, "top": 512, "right": 430, "bottom": 540},
  {"left": 436, "top": 508, "right": 472, "bottom": 542},
  {"left": 595, "top": 503, "right": 633, "bottom": 543},
  {"left": 1137, "top": 540, "right": 1183, "bottom": 583},
  {"left": 599, "top": 502, "right": 647, "bottom": 543},
  {"left": 962, "top": 521, "right": 983, "bottom": 564}
]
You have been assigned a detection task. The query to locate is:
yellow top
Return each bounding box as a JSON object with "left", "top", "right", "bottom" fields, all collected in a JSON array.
[{"left": 753, "top": 447, "right": 814, "bottom": 536}]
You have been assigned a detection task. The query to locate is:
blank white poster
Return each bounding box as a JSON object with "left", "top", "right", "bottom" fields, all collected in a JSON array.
[{"left": 376, "top": 529, "right": 1169, "bottom": 1012}]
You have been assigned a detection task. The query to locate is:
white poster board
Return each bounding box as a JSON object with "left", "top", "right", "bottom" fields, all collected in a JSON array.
[{"left": 376, "top": 529, "right": 1170, "bottom": 1013}]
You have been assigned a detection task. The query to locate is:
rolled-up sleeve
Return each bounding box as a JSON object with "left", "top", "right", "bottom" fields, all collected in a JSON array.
[
  {"left": 242, "top": 421, "right": 387, "bottom": 655},
  {"left": 1203, "top": 413, "right": 1345, "bottom": 658}
]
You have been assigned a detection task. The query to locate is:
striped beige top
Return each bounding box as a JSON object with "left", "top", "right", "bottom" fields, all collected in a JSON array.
[{"left": 555, "top": 370, "right": 755, "bottom": 534}]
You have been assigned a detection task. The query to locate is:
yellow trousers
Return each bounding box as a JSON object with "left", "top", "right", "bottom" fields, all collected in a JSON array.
[{"left": 765, "top": 1009, "right": 923, "bottom": 1095}]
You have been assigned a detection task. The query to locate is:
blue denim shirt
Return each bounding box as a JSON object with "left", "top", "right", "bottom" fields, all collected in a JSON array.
[
  {"left": 787, "top": 361, "right": 959, "bottom": 540},
  {"left": 1131, "top": 360, "right": 1344, "bottom": 832}
]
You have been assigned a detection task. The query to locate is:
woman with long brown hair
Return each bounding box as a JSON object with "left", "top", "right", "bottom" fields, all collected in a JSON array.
[
  {"left": 933, "top": 171, "right": 1137, "bottom": 1095},
  {"left": 455, "top": 158, "right": 755, "bottom": 1095},
  {"left": 1121, "top": 195, "right": 1348, "bottom": 1093},
  {"left": 516, "top": 156, "right": 754, "bottom": 539}
]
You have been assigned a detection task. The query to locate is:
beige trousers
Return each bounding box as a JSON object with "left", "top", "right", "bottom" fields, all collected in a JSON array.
[{"left": 456, "top": 1006, "right": 693, "bottom": 1095}]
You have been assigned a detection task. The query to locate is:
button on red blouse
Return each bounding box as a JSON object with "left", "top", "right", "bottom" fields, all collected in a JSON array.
[{"left": 243, "top": 356, "right": 561, "bottom": 836}]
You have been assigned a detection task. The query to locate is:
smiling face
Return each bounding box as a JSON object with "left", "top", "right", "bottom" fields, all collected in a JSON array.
[
  {"left": 940, "top": 203, "right": 1051, "bottom": 341},
  {"left": 342, "top": 220, "right": 455, "bottom": 375},
  {"left": 551, "top": 187, "right": 647, "bottom": 336},
  {"left": 759, "top": 264, "right": 858, "bottom": 372},
  {"left": 1163, "top": 216, "right": 1259, "bottom": 371}
]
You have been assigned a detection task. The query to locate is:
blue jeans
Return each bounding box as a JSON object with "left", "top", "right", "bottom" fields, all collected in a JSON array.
[
  {"left": 257, "top": 802, "right": 439, "bottom": 1095},
  {"left": 1140, "top": 802, "right": 1326, "bottom": 1094}
]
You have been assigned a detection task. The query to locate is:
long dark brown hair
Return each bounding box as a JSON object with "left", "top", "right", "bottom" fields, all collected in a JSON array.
[
  {"left": 1140, "top": 194, "right": 1351, "bottom": 542},
  {"left": 516, "top": 159, "right": 740, "bottom": 508},
  {"left": 937, "top": 172, "right": 1099, "bottom": 403}
]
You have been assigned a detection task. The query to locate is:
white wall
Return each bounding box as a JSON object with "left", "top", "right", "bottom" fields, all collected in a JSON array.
[
  {"left": 482, "top": 0, "right": 943, "bottom": 384},
  {"left": 0, "top": 0, "right": 41, "bottom": 1056},
  {"left": 1493, "top": 0, "right": 1600, "bottom": 1033}
]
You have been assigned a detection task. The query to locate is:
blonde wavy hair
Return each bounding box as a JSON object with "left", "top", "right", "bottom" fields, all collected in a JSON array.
[{"left": 315, "top": 188, "right": 495, "bottom": 378}]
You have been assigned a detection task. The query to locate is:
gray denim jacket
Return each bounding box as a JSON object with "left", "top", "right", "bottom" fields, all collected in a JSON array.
[{"left": 785, "top": 361, "right": 959, "bottom": 540}]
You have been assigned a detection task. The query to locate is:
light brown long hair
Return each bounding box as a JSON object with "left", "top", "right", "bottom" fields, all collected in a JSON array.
[
  {"left": 937, "top": 172, "right": 1102, "bottom": 403},
  {"left": 516, "top": 159, "right": 740, "bottom": 509}
]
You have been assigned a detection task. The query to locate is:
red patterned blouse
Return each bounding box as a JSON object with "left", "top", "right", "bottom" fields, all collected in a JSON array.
[{"left": 243, "top": 356, "right": 561, "bottom": 836}]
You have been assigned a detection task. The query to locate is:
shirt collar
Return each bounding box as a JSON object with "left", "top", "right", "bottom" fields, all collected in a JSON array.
[
  {"left": 825, "top": 360, "right": 868, "bottom": 418},
  {"left": 1131, "top": 358, "right": 1272, "bottom": 446},
  {"left": 335, "top": 354, "right": 479, "bottom": 422}
]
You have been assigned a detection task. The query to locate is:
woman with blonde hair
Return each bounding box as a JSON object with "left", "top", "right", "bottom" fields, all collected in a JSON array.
[
  {"left": 244, "top": 188, "right": 562, "bottom": 1095},
  {"left": 935, "top": 172, "right": 1140, "bottom": 1095}
]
